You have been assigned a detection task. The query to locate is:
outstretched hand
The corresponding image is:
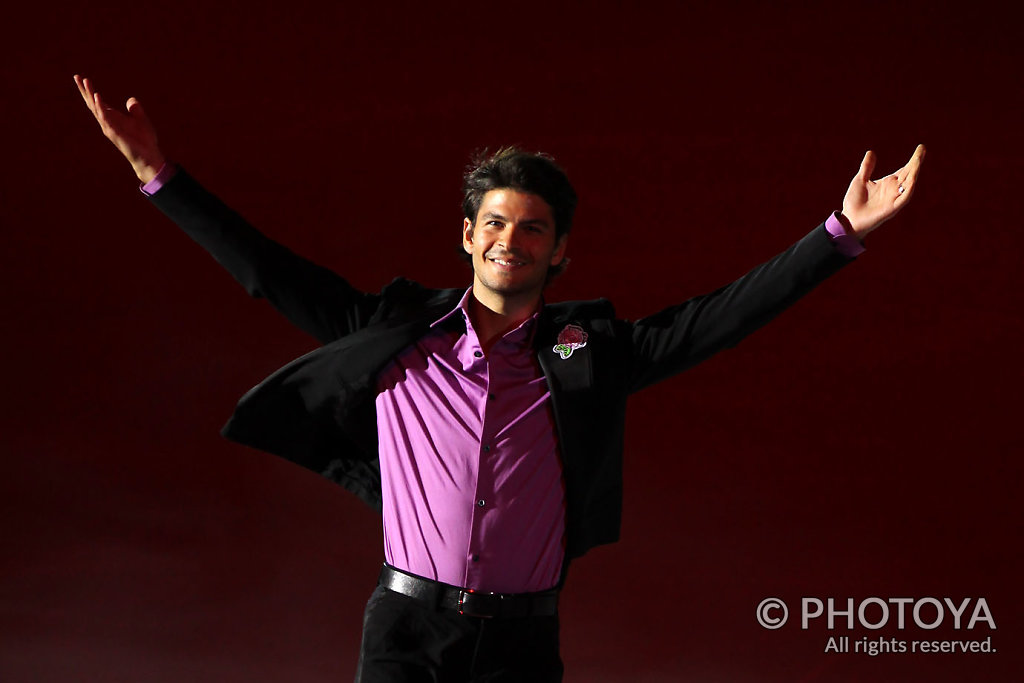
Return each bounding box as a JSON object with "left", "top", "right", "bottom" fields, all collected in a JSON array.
[
  {"left": 74, "top": 75, "right": 166, "bottom": 183},
  {"left": 841, "top": 144, "right": 926, "bottom": 239}
]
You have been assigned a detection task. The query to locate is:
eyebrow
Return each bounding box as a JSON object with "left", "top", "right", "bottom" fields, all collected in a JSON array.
[{"left": 480, "top": 211, "right": 550, "bottom": 227}]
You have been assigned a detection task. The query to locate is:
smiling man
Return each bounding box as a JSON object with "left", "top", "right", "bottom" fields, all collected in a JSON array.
[{"left": 75, "top": 74, "right": 924, "bottom": 682}]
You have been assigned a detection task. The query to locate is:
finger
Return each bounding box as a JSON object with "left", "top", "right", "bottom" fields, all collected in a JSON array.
[
  {"left": 858, "top": 150, "right": 876, "bottom": 181},
  {"left": 75, "top": 75, "right": 99, "bottom": 118},
  {"left": 93, "top": 91, "right": 116, "bottom": 129},
  {"left": 94, "top": 89, "right": 118, "bottom": 115},
  {"left": 126, "top": 96, "right": 145, "bottom": 120},
  {"left": 86, "top": 78, "right": 103, "bottom": 115},
  {"left": 896, "top": 144, "right": 927, "bottom": 181},
  {"left": 895, "top": 171, "right": 919, "bottom": 205},
  {"left": 905, "top": 143, "right": 926, "bottom": 179},
  {"left": 910, "top": 143, "right": 926, "bottom": 165},
  {"left": 885, "top": 174, "right": 902, "bottom": 199},
  {"left": 73, "top": 74, "right": 88, "bottom": 103},
  {"left": 894, "top": 179, "right": 914, "bottom": 206}
]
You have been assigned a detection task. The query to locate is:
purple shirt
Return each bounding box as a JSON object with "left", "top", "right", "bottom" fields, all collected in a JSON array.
[
  {"left": 140, "top": 162, "right": 178, "bottom": 195},
  {"left": 375, "top": 290, "right": 566, "bottom": 593},
  {"left": 824, "top": 212, "right": 866, "bottom": 257}
]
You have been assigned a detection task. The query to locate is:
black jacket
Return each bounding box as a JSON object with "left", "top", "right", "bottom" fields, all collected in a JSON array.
[{"left": 149, "top": 170, "right": 854, "bottom": 559}]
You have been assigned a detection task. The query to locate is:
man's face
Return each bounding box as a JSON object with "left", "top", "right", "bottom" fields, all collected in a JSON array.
[{"left": 463, "top": 189, "right": 568, "bottom": 308}]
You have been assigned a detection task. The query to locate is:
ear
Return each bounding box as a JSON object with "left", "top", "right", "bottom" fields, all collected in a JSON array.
[
  {"left": 550, "top": 234, "right": 569, "bottom": 266},
  {"left": 462, "top": 217, "right": 475, "bottom": 254}
]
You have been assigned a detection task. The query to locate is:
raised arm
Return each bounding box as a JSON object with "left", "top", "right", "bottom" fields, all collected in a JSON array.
[
  {"left": 628, "top": 145, "right": 927, "bottom": 392},
  {"left": 73, "top": 75, "right": 380, "bottom": 343}
]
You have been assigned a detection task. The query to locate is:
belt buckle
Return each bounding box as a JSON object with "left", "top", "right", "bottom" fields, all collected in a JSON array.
[{"left": 458, "top": 589, "right": 502, "bottom": 618}]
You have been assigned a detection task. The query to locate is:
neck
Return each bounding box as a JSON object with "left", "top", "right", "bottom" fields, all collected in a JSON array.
[{"left": 468, "top": 283, "right": 542, "bottom": 354}]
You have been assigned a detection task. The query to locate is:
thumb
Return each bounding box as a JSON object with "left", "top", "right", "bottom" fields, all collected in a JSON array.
[
  {"left": 858, "top": 150, "right": 876, "bottom": 181},
  {"left": 126, "top": 96, "right": 146, "bottom": 119}
]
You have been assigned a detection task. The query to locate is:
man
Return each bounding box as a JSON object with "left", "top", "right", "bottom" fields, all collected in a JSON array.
[{"left": 74, "top": 74, "right": 925, "bottom": 682}]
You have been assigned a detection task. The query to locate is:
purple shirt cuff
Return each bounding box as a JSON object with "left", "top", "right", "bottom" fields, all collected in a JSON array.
[
  {"left": 825, "top": 211, "right": 866, "bottom": 258},
  {"left": 139, "top": 162, "right": 178, "bottom": 196}
]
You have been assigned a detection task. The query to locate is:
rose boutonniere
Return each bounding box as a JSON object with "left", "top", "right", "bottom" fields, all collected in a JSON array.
[{"left": 553, "top": 324, "right": 588, "bottom": 360}]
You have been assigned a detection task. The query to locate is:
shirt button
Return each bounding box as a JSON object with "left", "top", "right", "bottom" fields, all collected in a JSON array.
[
  {"left": 482, "top": 445, "right": 490, "bottom": 452},
  {"left": 488, "top": 393, "right": 496, "bottom": 401},
  {"left": 477, "top": 499, "right": 486, "bottom": 507},
  {"left": 473, "top": 350, "right": 483, "bottom": 358},
  {"left": 472, "top": 554, "right": 480, "bottom": 562}
]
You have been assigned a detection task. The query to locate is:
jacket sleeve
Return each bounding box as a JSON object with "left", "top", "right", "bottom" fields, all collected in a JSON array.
[
  {"left": 146, "top": 169, "right": 380, "bottom": 344},
  {"left": 626, "top": 223, "right": 855, "bottom": 393}
]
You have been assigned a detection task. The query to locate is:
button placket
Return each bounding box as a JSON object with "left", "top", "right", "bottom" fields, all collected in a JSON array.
[{"left": 467, "top": 352, "right": 494, "bottom": 583}]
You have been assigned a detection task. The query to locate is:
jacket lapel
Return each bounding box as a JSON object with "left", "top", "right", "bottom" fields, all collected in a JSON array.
[{"left": 536, "top": 308, "right": 594, "bottom": 394}]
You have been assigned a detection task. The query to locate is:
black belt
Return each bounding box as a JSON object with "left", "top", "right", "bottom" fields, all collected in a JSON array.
[{"left": 378, "top": 564, "right": 559, "bottom": 619}]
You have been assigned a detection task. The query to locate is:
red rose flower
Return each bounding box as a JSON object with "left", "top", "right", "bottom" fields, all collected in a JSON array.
[{"left": 558, "top": 324, "right": 588, "bottom": 347}]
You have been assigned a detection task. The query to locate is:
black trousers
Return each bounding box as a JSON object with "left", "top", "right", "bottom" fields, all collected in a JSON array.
[{"left": 354, "top": 585, "right": 563, "bottom": 682}]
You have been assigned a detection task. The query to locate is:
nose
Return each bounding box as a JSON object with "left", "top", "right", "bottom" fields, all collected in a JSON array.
[{"left": 498, "top": 224, "right": 523, "bottom": 250}]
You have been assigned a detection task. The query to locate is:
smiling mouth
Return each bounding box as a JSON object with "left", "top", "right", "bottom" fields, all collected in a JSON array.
[{"left": 488, "top": 256, "right": 527, "bottom": 268}]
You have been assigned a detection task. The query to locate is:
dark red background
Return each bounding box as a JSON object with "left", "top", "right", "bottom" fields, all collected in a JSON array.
[{"left": 3, "top": 2, "right": 1020, "bottom": 681}]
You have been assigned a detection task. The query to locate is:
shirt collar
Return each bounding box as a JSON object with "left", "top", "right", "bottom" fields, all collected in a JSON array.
[
  {"left": 430, "top": 287, "right": 474, "bottom": 330},
  {"left": 431, "top": 287, "right": 540, "bottom": 349}
]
